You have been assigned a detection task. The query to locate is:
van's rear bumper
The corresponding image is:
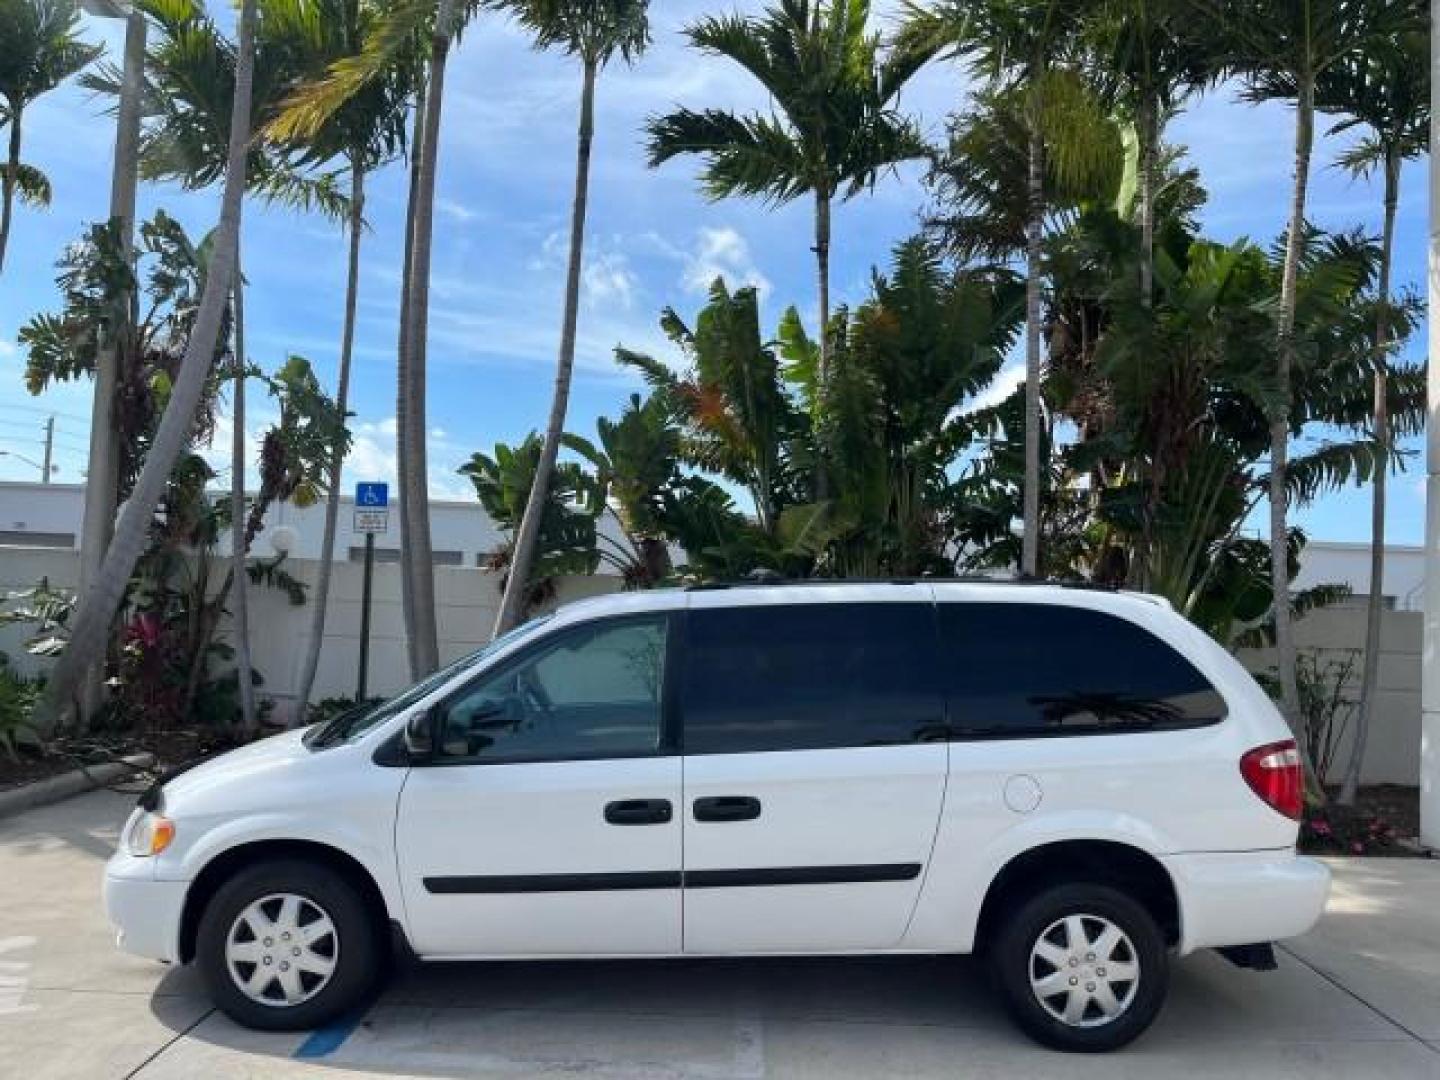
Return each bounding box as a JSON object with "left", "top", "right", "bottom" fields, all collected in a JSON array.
[{"left": 1161, "top": 849, "right": 1330, "bottom": 955}]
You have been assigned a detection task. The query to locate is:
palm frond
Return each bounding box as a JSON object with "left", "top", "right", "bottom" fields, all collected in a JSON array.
[{"left": 0, "top": 160, "right": 50, "bottom": 206}]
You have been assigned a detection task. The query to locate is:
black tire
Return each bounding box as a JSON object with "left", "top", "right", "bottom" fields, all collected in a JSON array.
[
  {"left": 196, "top": 858, "right": 382, "bottom": 1031},
  {"left": 988, "top": 882, "right": 1168, "bottom": 1052}
]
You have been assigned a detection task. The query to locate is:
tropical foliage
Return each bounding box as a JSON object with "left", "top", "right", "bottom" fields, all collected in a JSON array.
[{"left": 0, "top": 0, "right": 100, "bottom": 272}]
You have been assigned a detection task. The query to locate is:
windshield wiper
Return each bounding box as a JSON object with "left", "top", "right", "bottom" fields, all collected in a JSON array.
[{"left": 304, "top": 703, "right": 377, "bottom": 749}]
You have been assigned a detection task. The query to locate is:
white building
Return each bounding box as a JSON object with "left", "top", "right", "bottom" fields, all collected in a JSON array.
[{"left": 0, "top": 481, "right": 626, "bottom": 569}]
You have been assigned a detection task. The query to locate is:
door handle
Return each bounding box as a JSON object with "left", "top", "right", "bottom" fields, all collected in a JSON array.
[
  {"left": 604, "top": 798, "right": 673, "bottom": 826},
  {"left": 693, "top": 796, "right": 762, "bottom": 822}
]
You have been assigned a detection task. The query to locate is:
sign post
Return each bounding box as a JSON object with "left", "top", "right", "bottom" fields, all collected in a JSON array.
[{"left": 353, "top": 482, "right": 389, "bottom": 700}]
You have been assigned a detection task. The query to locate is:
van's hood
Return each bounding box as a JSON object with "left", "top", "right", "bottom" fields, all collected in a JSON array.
[{"left": 158, "top": 727, "right": 316, "bottom": 810}]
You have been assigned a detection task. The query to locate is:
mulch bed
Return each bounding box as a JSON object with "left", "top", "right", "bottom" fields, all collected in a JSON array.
[
  {"left": 0, "top": 727, "right": 259, "bottom": 794},
  {"left": 1300, "top": 784, "right": 1426, "bottom": 857}
]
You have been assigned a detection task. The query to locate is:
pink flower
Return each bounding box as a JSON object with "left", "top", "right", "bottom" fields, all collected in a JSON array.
[
  {"left": 1350, "top": 841, "right": 1365, "bottom": 856},
  {"left": 126, "top": 613, "right": 163, "bottom": 649}
]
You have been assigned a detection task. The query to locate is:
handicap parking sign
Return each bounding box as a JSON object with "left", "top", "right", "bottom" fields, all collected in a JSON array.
[{"left": 355, "top": 482, "right": 388, "bottom": 508}]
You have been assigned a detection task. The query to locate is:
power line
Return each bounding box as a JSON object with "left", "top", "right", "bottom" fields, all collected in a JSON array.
[{"left": 0, "top": 401, "right": 91, "bottom": 424}]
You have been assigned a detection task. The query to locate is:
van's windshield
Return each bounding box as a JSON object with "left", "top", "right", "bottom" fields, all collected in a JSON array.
[{"left": 305, "top": 614, "right": 556, "bottom": 748}]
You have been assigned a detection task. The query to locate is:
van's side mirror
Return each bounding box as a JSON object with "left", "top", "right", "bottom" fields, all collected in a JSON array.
[{"left": 403, "top": 710, "right": 437, "bottom": 763}]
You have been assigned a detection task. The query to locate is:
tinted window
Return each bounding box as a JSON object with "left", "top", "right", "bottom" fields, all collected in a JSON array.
[
  {"left": 435, "top": 616, "right": 668, "bottom": 763},
  {"left": 938, "top": 603, "right": 1226, "bottom": 735},
  {"left": 681, "top": 603, "right": 942, "bottom": 754}
]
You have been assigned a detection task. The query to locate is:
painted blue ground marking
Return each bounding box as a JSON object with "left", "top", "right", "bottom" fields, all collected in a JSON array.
[{"left": 294, "top": 1009, "right": 366, "bottom": 1059}]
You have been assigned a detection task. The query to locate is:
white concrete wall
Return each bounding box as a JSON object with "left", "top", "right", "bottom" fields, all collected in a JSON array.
[
  {"left": 1239, "top": 607, "right": 1423, "bottom": 786},
  {"left": 0, "top": 545, "right": 620, "bottom": 721}
]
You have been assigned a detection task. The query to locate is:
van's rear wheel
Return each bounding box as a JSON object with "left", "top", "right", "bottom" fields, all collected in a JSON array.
[
  {"left": 990, "top": 882, "right": 1168, "bottom": 1052},
  {"left": 197, "top": 859, "right": 380, "bottom": 1031}
]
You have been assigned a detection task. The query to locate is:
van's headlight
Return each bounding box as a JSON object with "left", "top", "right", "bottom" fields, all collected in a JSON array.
[{"left": 125, "top": 811, "right": 175, "bottom": 857}]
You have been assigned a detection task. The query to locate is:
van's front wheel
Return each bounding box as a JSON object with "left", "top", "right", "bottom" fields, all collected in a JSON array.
[
  {"left": 196, "top": 859, "right": 380, "bottom": 1031},
  {"left": 990, "top": 882, "right": 1168, "bottom": 1052}
]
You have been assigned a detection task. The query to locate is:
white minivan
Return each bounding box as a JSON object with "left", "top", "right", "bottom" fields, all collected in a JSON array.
[{"left": 104, "top": 581, "right": 1330, "bottom": 1052}]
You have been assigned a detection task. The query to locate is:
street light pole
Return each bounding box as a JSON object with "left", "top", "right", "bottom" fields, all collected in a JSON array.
[
  {"left": 1421, "top": 0, "right": 1439, "bottom": 850},
  {"left": 77, "top": 1, "right": 145, "bottom": 721}
]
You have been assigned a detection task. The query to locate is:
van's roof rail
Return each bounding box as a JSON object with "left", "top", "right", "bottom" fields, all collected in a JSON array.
[{"left": 684, "top": 574, "right": 1122, "bottom": 593}]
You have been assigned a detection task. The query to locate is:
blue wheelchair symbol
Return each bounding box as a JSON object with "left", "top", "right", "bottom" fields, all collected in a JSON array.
[{"left": 355, "top": 482, "right": 389, "bottom": 508}]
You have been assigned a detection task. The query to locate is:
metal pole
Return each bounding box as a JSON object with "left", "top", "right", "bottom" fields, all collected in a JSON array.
[
  {"left": 41, "top": 417, "right": 53, "bottom": 483},
  {"left": 1421, "top": 0, "right": 1439, "bottom": 849},
  {"left": 357, "top": 531, "right": 375, "bottom": 701}
]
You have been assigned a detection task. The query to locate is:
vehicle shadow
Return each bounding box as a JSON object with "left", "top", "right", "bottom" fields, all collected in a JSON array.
[
  {"left": 146, "top": 953, "right": 1020, "bottom": 1077},
  {"left": 142, "top": 945, "right": 1431, "bottom": 1077}
]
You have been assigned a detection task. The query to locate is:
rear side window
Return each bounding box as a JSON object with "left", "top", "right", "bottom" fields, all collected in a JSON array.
[
  {"left": 681, "top": 603, "right": 943, "bottom": 754},
  {"left": 938, "top": 602, "right": 1226, "bottom": 736}
]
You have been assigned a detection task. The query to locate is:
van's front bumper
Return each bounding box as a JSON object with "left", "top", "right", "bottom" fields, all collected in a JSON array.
[
  {"left": 1162, "top": 849, "right": 1330, "bottom": 955},
  {"left": 103, "top": 851, "right": 187, "bottom": 963}
]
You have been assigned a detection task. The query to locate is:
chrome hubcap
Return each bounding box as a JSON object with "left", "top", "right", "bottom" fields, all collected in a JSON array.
[
  {"left": 1029, "top": 913, "right": 1140, "bottom": 1028},
  {"left": 225, "top": 893, "right": 338, "bottom": 1007}
]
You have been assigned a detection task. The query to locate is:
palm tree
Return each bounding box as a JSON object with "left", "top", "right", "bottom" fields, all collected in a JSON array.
[
  {"left": 904, "top": 0, "right": 1107, "bottom": 576},
  {"left": 1080, "top": 0, "right": 1215, "bottom": 300},
  {"left": 85, "top": 0, "right": 346, "bottom": 728},
  {"left": 489, "top": 0, "right": 649, "bottom": 637},
  {"left": 1199, "top": 0, "right": 1418, "bottom": 744},
  {"left": 274, "top": 0, "right": 415, "bottom": 723},
  {"left": 396, "top": 0, "right": 461, "bottom": 676},
  {"left": 38, "top": 0, "right": 258, "bottom": 729},
  {"left": 1315, "top": 28, "right": 1429, "bottom": 803},
  {"left": 646, "top": 0, "right": 930, "bottom": 428},
  {"left": 271, "top": 0, "right": 489, "bottom": 677},
  {"left": 0, "top": 0, "right": 100, "bottom": 273}
]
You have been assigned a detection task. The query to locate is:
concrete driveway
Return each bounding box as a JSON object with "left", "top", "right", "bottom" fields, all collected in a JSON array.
[{"left": 2, "top": 790, "right": 1438, "bottom": 1079}]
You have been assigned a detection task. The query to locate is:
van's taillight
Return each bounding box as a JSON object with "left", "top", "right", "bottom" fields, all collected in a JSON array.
[{"left": 1240, "top": 739, "right": 1303, "bottom": 820}]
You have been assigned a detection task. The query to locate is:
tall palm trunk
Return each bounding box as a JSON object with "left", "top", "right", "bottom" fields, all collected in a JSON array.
[
  {"left": 1021, "top": 121, "right": 1043, "bottom": 578},
  {"left": 813, "top": 187, "right": 832, "bottom": 502},
  {"left": 79, "top": 11, "right": 146, "bottom": 724},
  {"left": 495, "top": 57, "right": 597, "bottom": 637},
  {"left": 1138, "top": 93, "right": 1157, "bottom": 305},
  {"left": 0, "top": 106, "right": 20, "bottom": 274},
  {"left": 396, "top": 82, "right": 425, "bottom": 679},
  {"left": 38, "top": 0, "right": 259, "bottom": 729},
  {"left": 1269, "top": 76, "right": 1313, "bottom": 767},
  {"left": 1340, "top": 147, "right": 1400, "bottom": 805},
  {"left": 293, "top": 158, "right": 365, "bottom": 722},
  {"left": 230, "top": 237, "right": 256, "bottom": 731},
  {"left": 399, "top": 0, "right": 458, "bottom": 676}
]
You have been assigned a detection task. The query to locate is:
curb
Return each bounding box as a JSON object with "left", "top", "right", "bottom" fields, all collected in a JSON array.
[{"left": 0, "top": 753, "right": 155, "bottom": 821}]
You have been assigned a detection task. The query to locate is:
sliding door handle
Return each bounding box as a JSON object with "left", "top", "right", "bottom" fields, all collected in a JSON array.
[
  {"left": 693, "top": 796, "right": 761, "bottom": 822},
  {"left": 604, "top": 799, "right": 673, "bottom": 826}
]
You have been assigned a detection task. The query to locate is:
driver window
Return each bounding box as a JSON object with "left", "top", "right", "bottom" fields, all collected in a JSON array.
[{"left": 436, "top": 616, "right": 668, "bottom": 763}]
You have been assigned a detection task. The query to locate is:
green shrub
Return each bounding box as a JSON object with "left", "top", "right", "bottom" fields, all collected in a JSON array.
[{"left": 0, "top": 656, "right": 42, "bottom": 761}]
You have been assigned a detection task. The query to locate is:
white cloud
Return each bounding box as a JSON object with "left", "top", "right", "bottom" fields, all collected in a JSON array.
[
  {"left": 532, "top": 231, "right": 641, "bottom": 310},
  {"left": 583, "top": 250, "right": 639, "bottom": 309},
  {"left": 347, "top": 416, "right": 472, "bottom": 501},
  {"left": 436, "top": 198, "right": 484, "bottom": 224},
  {"left": 0, "top": 339, "right": 15, "bottom": 359},
  {"left": 643, "top": 226, "right": 772, "bottom": 298}
]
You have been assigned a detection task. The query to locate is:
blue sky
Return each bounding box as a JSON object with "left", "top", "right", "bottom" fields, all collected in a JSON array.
[{"left": 0, "top": 1, "right": 1428, "bottom": 544}]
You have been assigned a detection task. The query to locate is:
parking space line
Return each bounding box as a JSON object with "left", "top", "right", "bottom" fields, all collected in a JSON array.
[{"left": 294, "top": 1007, "right": 369, "bottom": 1059}]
